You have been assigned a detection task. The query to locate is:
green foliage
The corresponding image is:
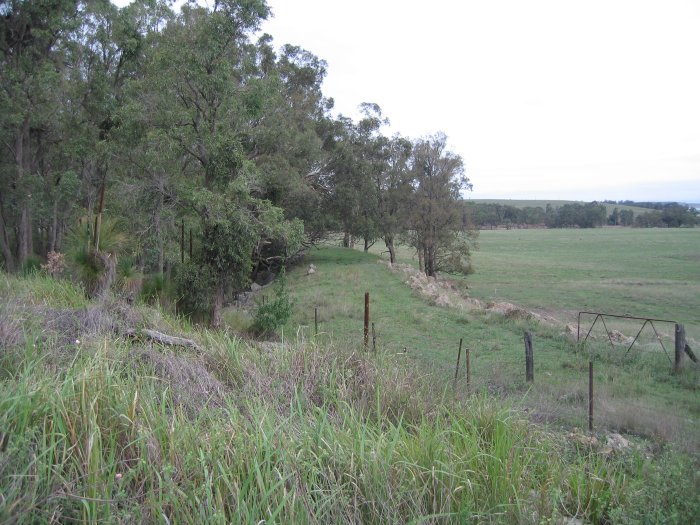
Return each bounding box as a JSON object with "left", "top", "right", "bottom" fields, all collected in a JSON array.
[
  {"left": 610, "top": 450, "right": 700, "bottom": 524},
  {"left": 20, "top": 255, "right": 42, "bottom": 275},
  {"left": 173, "top": 261, "right": 215, "bottom": 319},
  {"left": 435, "top": 230, "right": 477, "bottom": 275},
  {"left": 546, "top": 202, "right": 608, "bottom": 228},
  {"left": 252, "top": 268, "right": 293, "bottom": 336},
  {"left": 139, "top": 273, "right": 166, "bottom": 304},
  {"left": 63, "top": 216, "right": 130, "bottom": 296},
  {"left": 634, "top": 204, "right": 698, "bottom": 228}
]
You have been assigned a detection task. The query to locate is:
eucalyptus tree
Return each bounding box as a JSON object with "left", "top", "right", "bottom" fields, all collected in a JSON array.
[
  {"left": 244, "top": 41, "right": 334, "bottom": 247},
  {"left": 144, "top": 0, "right": 302, "bottom": 326},
  {"left": 324, "top": 104, "right": 391, "bottom": 251},
  {"left": 373, "top": 133, "right": 412, "bottom": 263},
  {"left": 408, "top": 132, "right": 476, "bottom": 277},
  {"left": 0, "top": 0, "right": 83, "bottom": 270}
]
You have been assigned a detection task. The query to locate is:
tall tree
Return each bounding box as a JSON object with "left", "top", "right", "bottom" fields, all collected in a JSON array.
[
  {"left": 408, "top": 132, "right": 475, "bottom": 277},
  {"left": 373, "top": 133, "right": 412, "bottom": 263},
  {"left": 144, "top": 0, "right": 301, "bottom": 326},
  {"left": 0, "top": 0, "right": 82, "bottom": 270}
]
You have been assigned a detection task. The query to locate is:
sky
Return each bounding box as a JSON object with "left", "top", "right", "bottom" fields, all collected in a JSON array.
[{"left": 114, "top": 0, "right": 700, "bottom": 202}]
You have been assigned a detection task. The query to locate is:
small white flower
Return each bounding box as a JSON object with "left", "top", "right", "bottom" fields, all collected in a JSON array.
[{"left": 75, "top": 339, "right": 81, "bottom": 345}]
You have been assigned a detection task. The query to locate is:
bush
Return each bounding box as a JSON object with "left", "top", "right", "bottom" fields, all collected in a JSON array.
[
  {"left": 140, "top": 273, "right": 166, "bottom": 304},
  {"left": 21, "top": 255, "right": 42, "bottom": 275},
  {"left": 173, "top": 261, "right": 215, "bottom": 321},
  {"left": 251, "top": 268, "right": 292, "bottom": 336}
]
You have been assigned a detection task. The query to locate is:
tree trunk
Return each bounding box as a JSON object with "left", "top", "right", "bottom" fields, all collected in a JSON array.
[
  {"left": 48, "top": 199, "right": 58, "bottom": 253},
  {"left": 90, "top": 251, "right": 116, "bottom": 300},
  {"left": 0, "top": 202, "right": 15, "bottom": 272},
  {"left": 211, "top": 277, "right": 224, "bottom": 329},
  {"left": 343, "top": 231, "right": 350, "bottom": 248},
  {"left": 93, "top": 181, "right": 106, "bottom": 252},
  {"left": 364, "top": 236, "right": 369, "bottom": 252},
  {"left": 385, "top": 235, "right": 396, "bottom": 264},
  {"left": 154, "top": 176, "right": 164, "bottom": 274},
  {"left": 18, "top": 204, "right": 31, "bottom": 266},
  {"left": 15, "top": 119, "right": 32, "bottom": 267},
  {"left": 417, "top": 247, "right": 424, "bottom": 272},
  {"left": 55, "top": 219, "right": 64, "bottom": 252},
  {"left": 425, "top": 245, "right": 435, "bottom": 277}
]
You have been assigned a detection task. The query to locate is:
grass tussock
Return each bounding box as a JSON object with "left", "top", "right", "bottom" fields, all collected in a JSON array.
[{"left": 1, "top": 273, "right": 699, "bottom": 524}]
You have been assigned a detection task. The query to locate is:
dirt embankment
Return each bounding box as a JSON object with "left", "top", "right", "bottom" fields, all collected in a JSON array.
[{"left": 382, "top": 260, "right": 567, "bottom": 329}]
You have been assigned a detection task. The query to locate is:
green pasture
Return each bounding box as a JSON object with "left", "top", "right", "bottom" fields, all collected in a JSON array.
[
  {"left": 2, "top": 260, "right": 700, "bottom": 522},
  {"left": 284, "top": 238, "right": 700, "bottom": 450},
  {"left": 467, "top": 228, "right": 700, "bottom": 342}
]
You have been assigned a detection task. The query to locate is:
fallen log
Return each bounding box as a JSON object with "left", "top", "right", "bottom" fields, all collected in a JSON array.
[{"left": 126, "top": 328, "right": 202, "bottom": 351}]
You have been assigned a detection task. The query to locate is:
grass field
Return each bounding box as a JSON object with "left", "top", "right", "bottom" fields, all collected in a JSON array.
[
  {"left": 282, "top": 232, "right": 700, "bottom": 451},
  {"left": 3, "top": 239, "right": 700, "bottom": 522},
  {"left": 467, "top": 228, "right": 700, "bottom": 343}
]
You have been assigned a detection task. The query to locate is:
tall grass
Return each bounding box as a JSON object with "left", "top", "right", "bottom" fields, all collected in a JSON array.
[
  {"left": 2, "top": 274, "right": 699, "bottom": 523},
  {"left": 1, "top": 330, "right": 632, "bottom": 523}
]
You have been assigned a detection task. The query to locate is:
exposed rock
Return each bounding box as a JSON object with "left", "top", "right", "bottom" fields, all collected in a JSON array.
[
  {"left": 567, "top": 428, "right": 598, "bottom": 447},
  {"left": 603, "top": 432, "right": 630, "bottom": 454},
  {"left": 608, "top": 330, "right": 633, "bottom": 345},
  {"left": 251, "top": 282, "right": 262, "bottom": 292}
]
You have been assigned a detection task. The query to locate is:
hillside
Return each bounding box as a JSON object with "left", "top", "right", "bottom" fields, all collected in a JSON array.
[{"left": 2, "top": 271, "right": 700, "bottom": 523}]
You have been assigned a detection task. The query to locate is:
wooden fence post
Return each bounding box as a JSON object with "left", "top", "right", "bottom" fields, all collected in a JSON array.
[
  {"left": 454, "top": 338, "right": 463, "bottom": 386},
  {"left": 314, "top": 307, "right": 318, "bottom": 337},
  {"left": 363, "top": 292, "right": 369, "bottom": 349},
  {"left": 588, "top": 361, "right": 594, "bottom": 431},
  {"left": 466, "top": 346, "right": 471, "bottom": 392},
  {"left": 524, "top": 330, "right": 534, "bottom": 382},
  {"left": 372, "top": 323, "right": 376, "bottom": 352},
  {"left": 675, "top": 324, "right": 686, "bottom": 373}
]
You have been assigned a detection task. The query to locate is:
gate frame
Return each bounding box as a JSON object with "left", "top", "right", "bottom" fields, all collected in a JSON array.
[{"left": 577, "top": 311, "right": 677, "bottom": 364}]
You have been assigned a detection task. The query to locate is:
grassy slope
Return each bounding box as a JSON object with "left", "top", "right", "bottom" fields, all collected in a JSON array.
[
  {"left": 1, "top": 273, "right": 672, "bottom": 524},
  {"left": 285, "top": 243, "right": 700, "bottom": 449},
  {"left": 2, "top": 237, "right": 700, "bottom": 523}
]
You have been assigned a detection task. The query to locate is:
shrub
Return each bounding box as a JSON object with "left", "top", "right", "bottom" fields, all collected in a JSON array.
[
  {"left": 140, "top": 273, "right": 166, "bottom": 304},
  {"left": 172, "top": 261, "right": 215, "bottom": 321},
  {"left": 251, "top": 268, "right": 292, "bottom": 336},
  {"left": 21, "top": 255, "right": 42, "bottom": 275}
]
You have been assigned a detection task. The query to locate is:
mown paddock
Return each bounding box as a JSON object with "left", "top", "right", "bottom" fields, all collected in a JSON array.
[
  {"left": 280, "top": 229, "right": 700, "bottom": 448},
  {"left": 464, "top": 227, "right": 700, "bottom": 342}
]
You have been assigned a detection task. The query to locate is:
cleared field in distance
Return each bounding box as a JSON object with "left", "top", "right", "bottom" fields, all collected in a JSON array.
[{"left": 466, "top": 228, "right": 700, "bottom": 342}]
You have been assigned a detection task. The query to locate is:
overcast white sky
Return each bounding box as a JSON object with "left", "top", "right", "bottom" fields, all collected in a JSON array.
[{"left": 115, "top": 0, "right": 700, "bottom": 202}]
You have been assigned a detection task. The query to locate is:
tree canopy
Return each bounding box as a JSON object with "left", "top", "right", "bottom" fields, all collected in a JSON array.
[{"left": 0, "top": 0, "right": 477, "bottom": 323}]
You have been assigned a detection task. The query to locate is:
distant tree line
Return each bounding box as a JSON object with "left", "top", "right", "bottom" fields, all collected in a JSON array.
[
  {"left": 466, "top": 201, "right": 698, "bottom": 230},
  {"left": 604, "top": 201, "right": 699, "bottom": 227},
  {"left": 464, "top": 202, "right": 608, "bottom": 229},
  {"left": 0, "top": 0, "right": 474, "bottom": 325},
  {"left": 603, "top": 200, "right": 697, "bottom": 211},
  {"left": 631, "top": 205, "right": 698, "bottom": 228}
]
